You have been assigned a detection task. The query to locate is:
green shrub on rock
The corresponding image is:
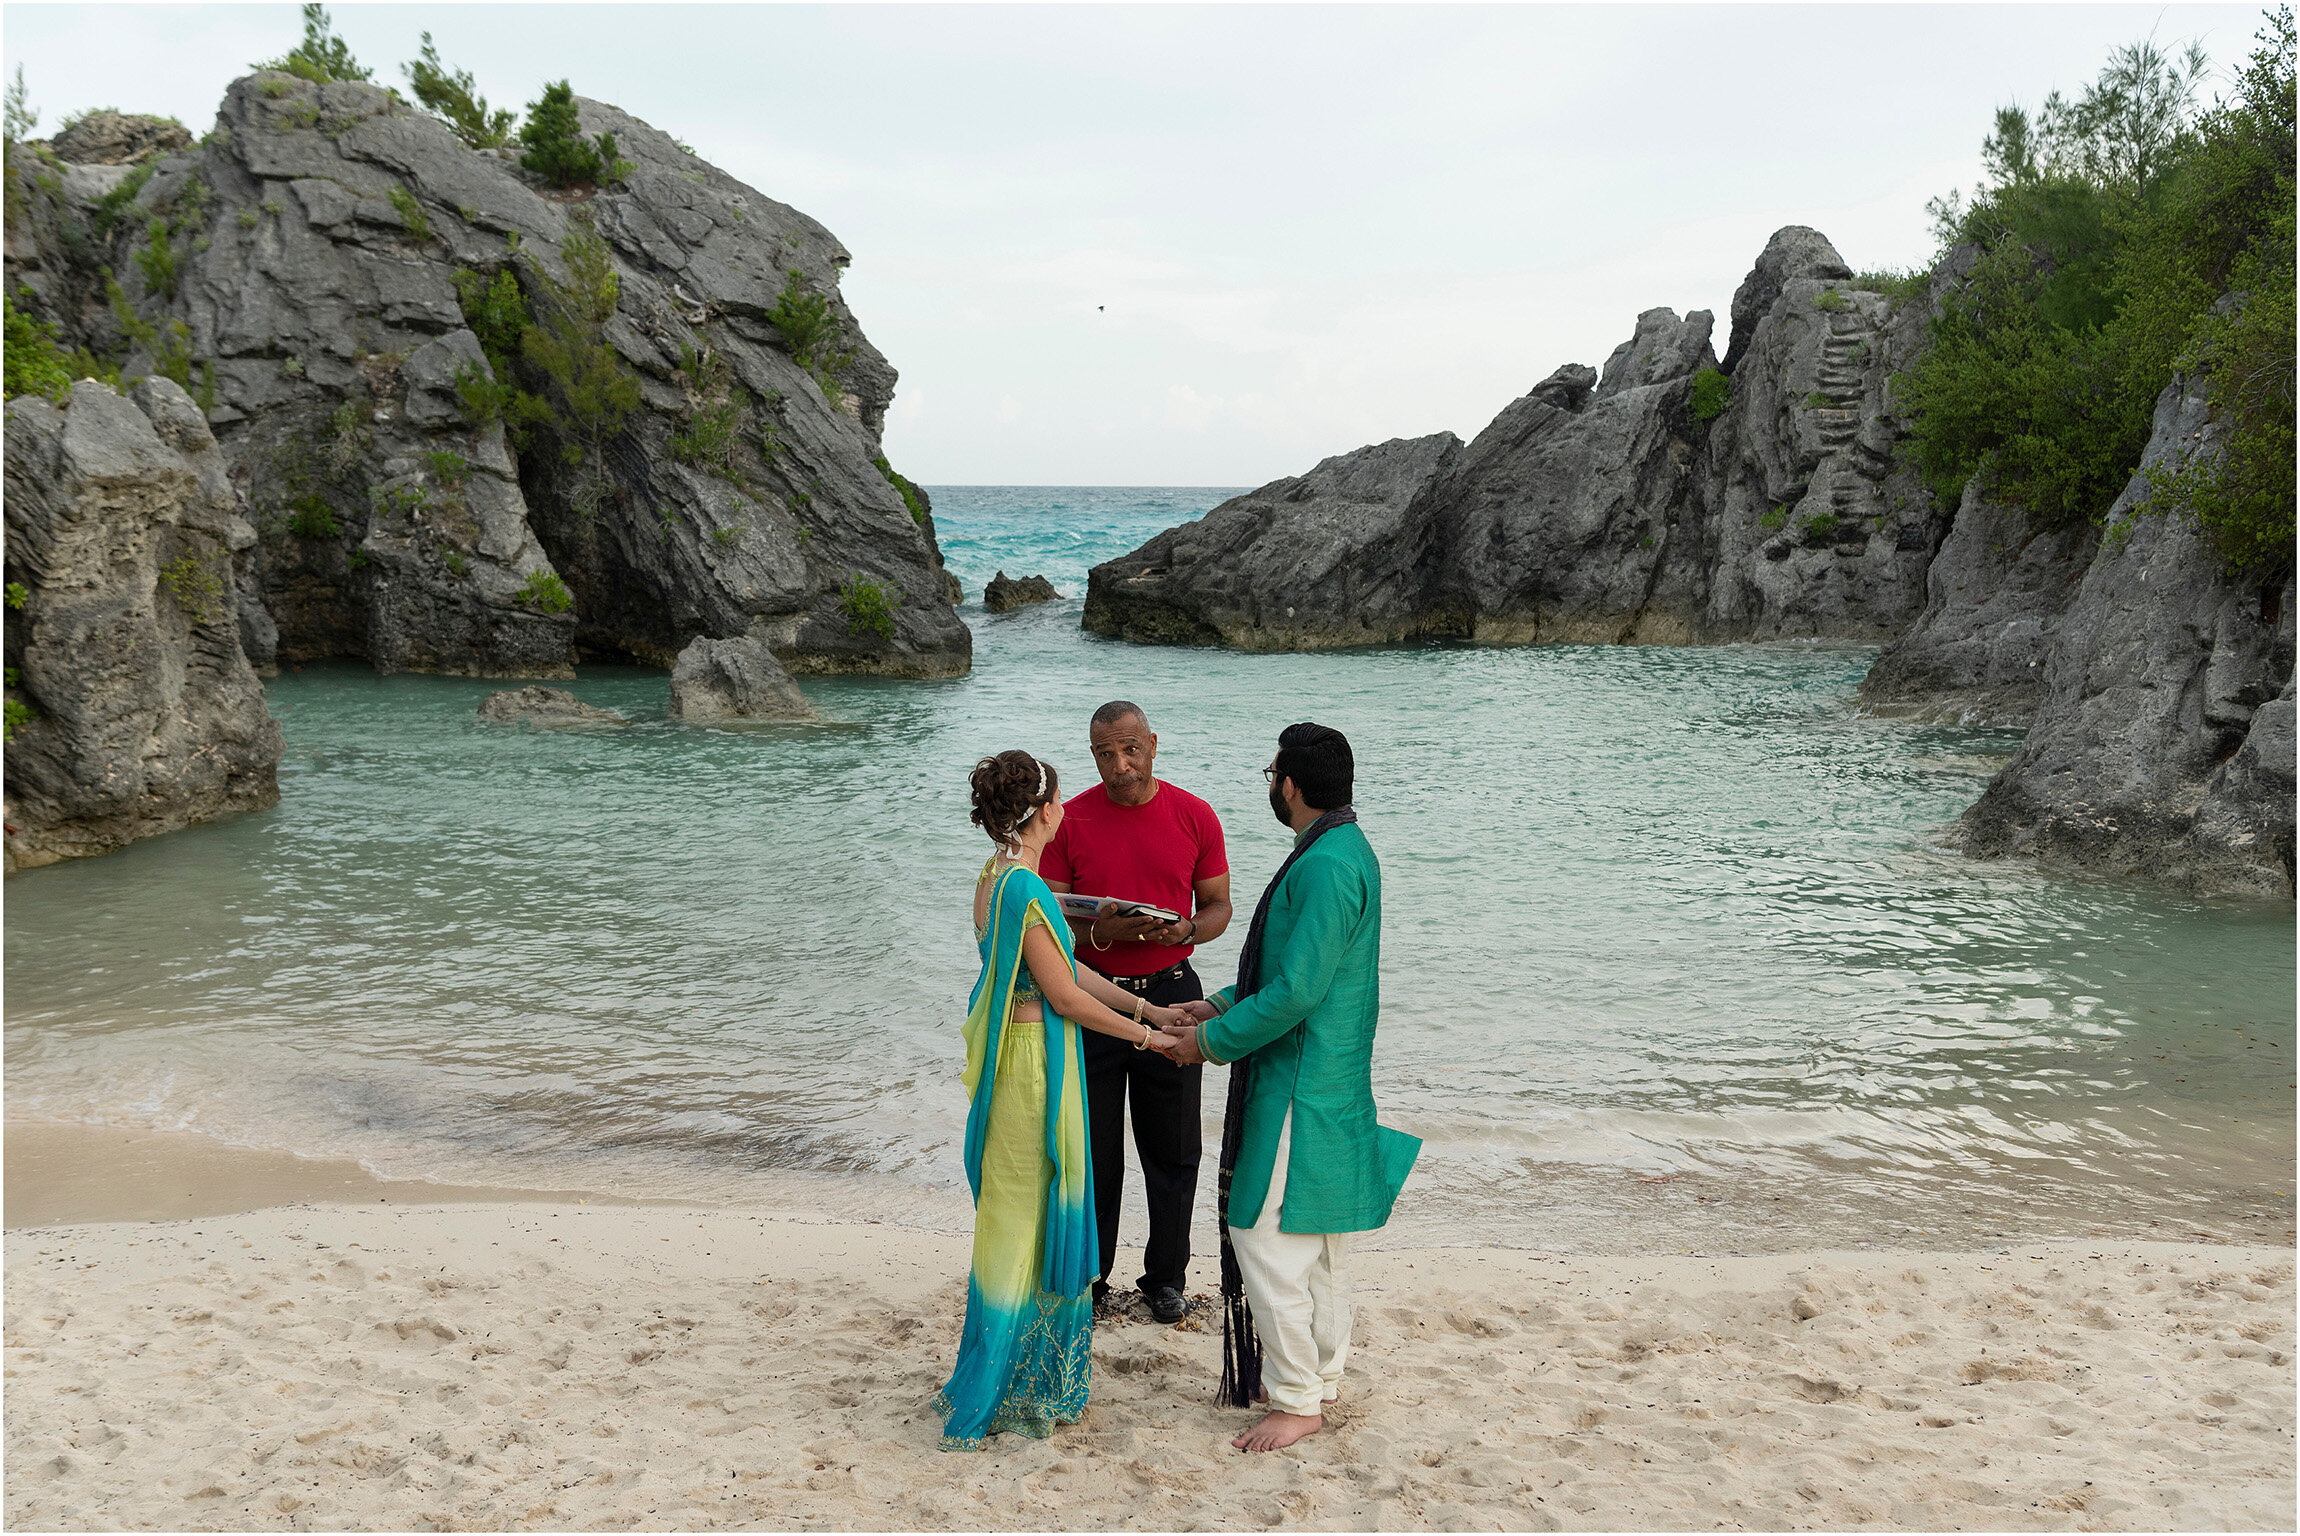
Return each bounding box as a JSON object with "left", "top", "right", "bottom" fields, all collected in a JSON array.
[
  {"left": 1688, "top": 367, "right": 1731, "bottom": 423},
  {"left": 253, "top": 4, "right": 371, "bottom": 86},
  {"left": 515, "top": 570, "right": 573, "bottom": 614},
  {"left": 836, "top": 575, "right": 897, "bottom": 639}
]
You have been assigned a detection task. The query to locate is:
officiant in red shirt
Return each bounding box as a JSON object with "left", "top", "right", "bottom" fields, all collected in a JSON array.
[{"left": 1041, "top": 700, "right": 1233, "bottom": 1324}]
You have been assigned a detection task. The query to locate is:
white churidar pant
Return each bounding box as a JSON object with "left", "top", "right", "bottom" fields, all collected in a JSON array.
[{"left": 1226, "top": 1107, "right": 1353, "bottom": 1416}]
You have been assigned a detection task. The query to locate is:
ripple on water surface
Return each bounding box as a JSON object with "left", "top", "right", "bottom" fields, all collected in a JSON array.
[{"left": 6, "top": 487, "right": 2292, "bottom": 1251}]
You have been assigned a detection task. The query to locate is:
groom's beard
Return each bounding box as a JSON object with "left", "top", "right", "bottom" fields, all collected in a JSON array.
[{"left": 1269, "top": 781, "right": 1291, "bottom": 826}]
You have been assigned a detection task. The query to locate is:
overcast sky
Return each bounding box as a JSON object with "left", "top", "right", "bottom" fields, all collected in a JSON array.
[{"left": 3, "top": 3, "right": 2274, "bottom": 484}]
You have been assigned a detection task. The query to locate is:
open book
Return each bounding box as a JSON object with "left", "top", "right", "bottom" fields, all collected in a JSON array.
[{"left": 1054, "top": 892, "right": 1183, "bottom": 925}]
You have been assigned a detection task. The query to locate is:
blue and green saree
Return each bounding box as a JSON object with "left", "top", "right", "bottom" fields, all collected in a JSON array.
[{"left": 933, "top": 857, "right": 1098, "bottom": 1450}]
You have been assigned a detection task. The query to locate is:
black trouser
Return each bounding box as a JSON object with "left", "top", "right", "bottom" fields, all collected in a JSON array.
[{"left": 1081, "top": 959, "right": 1204, "bottom": 1298}]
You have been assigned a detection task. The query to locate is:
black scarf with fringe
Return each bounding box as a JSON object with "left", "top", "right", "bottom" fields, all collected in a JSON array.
[{"left": 1216, "top": 805, "right": 1357, "bottom": 1409}]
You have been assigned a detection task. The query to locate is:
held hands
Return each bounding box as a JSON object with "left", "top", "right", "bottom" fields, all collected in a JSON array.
[{"left": 1136, "top": 1004, "right": 1195, "bottom": 1058}]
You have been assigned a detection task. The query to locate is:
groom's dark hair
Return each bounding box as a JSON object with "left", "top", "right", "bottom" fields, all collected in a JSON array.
[{"left": 1274, "top": 721, "right": 1352, "bottom": 810}]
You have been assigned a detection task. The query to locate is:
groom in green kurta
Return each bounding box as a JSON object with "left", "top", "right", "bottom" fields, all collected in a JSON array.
[{"left": 1172, "top": 722, "right": 1420, "bottom": 1453}]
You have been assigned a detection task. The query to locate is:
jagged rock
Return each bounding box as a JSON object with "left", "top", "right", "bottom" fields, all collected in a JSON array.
[
  {"left": 1083, "top": 433, "right": 1460, "bottom": 649},
  {"left": 1856, "top": 482, "right": 2098, "bottom": 725},
  {"left": 1720, "top": 224, "right": 1851, "bottom": 375},
  {"left": 983, "top": 571, "right": 1059, "bottom": 613},
  {"left": 1084, "top": 227, "right": 1945, "bottom": 653},
  {"left": 3, "top": 378, "right": 283, "bottom": 872},
  {"left": 476, "top": 686, "right": 624, "bottom": 727},
  {"left": 47, "top": 111, "right": 191, "bottom": 166},
  {"left": 667, "top": 634, "right": 817, "bottom": 721},
  {"left": 1957, "top": 382, "right": 2295, "bottom": 897},
  {"left": 3, "top": 71, "right": 967, "bottom": 682}
]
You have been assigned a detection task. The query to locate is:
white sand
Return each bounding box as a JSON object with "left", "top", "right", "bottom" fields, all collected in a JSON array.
[{"left": 5, "top": 1201, "right": 2291, "bottom": 1532}]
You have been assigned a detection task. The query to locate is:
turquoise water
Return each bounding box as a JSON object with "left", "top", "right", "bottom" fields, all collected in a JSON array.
[{"left": 5, "top": 486, "right": 2292, "bottom": 1253}]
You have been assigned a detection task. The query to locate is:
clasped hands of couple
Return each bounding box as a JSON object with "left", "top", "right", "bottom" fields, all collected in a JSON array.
[
  {"left": 1129, "top": 1003, "right": 1216, "bottom": 1064},
  {"left": 1088, "top": 900, "right": 1216, "bottom": 1066}
]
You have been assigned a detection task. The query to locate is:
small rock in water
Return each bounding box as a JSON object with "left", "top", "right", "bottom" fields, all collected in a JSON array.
[
  {"left": 667, "top": 636, "right": 818, "bottom": 722},
  {"left": 984, "top": 571, "right": 1061, "bottom": 613},
  {"left": 477, "top": 687, "right": 625, "bottom": 728}
]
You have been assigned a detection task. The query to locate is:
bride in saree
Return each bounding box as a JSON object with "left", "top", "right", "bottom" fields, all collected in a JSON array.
[{"left": 936, "top": 750, "right": 1191, "bottom": 1451}]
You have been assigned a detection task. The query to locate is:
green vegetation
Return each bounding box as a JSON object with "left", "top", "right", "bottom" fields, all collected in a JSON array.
[
  {"left": 4, "top": 696, "right": 34, "bottom": 742},
  {"left": 442, "top": 548, "right": 468, "bottom": 576},
  {"left": 519, "top": 80, "right": 629, "bottom": 189},
  {"left": 1799, "top": 511, "right": 1841, "bottom": 541},
  {"left": 4, "top": 66, "right": 35, "bottom": 145},
  {"left": 1758, "top": 506, "right": 1789, "bottom": 533},
  {"left": 5, "top": 582, "right": 30, "bottom": 610},
  {"left": 767, "top": 270, "right": 852, "bottom": 397},
  {"left": 712, "top": 523, "right": 746, "bottom": 546},
  {"left": 836, "top": 574, "right": 897, "bottom": 639},
  {"left": 515, "top": 570, "right": 573, "bottom": 613},
  {"left": 159, "top": 552, "right": 225, "bottom": 623},
  {"left": 136, "top": 218, "right": 179, "bottom": 300},
  {"left": 673, "top": 392, "right": 748, "bottom": 476},
  {"left": 1851, "top": 267, "right": 1928, "bottom": 304},
  {"left": 873, "top": 455, "right": 927, "bottom": 523},
  {"left": 4, "top": 294, "right": 107, "bottom": 401},
  {"left": 1813, "top": 287, "right": 1846, "bottom": 312},
  {"left": 346, "top": 548, "right": 372, "bottom": 569},
  {"left": 386, "top": 185, "right": 431, "bottom": 243},
  {"left": 1804, "top": 391, "right": 1832, "bottom": 410},
  {"left": 91, "top": 158, "right": 156, "bottom": 239},
  {"left": 105, "top": 274, "right": 197, "bottom": 390},
  {"left": 287, "top": 493, "right": 339, "bottom": 538},
  {"left": 253, "top": 4, "right": 371, "bottom": 85},
  {"left": 1687, "top": 366, "right": 1731, "bottom": 422},
  {"left": 402, "top": 32, "right": 515, "bottom": 149},
  {"left": 1899, "top": 12, "right": 2294, "bottom": 577},
  {"left": 517, "top": 217, "right": 640, "bottom": 474},
  {"left": 424, "top": 448, "right": 469, "bottom": 485}
]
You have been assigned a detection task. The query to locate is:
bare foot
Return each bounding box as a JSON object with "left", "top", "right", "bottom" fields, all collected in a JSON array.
[{"left": 1232, "top": 1409, "right": 1321, "bottom": 1452}]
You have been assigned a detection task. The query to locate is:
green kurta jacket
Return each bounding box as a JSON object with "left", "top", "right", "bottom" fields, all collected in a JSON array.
[{"left": 1202, "top": 821, "right": 1421, "bottom": 1234}]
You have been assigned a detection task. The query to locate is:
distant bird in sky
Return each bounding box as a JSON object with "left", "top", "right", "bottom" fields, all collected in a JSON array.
[{"left": 1098, "top": 305, "right": 1104, "bottom": 311}]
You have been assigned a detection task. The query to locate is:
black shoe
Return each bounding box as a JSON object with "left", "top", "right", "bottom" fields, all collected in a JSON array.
[{"left": 1148, "top": 1285, "right": 1187, "bottom": 1325}]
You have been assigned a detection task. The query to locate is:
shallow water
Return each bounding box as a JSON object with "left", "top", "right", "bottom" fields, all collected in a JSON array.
[{"left": 6, "top": 487, "right": 2293, "bottom": 1252}]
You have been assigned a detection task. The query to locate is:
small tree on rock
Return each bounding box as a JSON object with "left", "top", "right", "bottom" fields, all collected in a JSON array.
[
  {"left": 519, "top": 81, "right": 628, "bottom": 189},
  {"left": 254, "top": 4, "right": 372, "bottom": 85},
  {"left": 404, "top": 33, "right": 515, "bottom": 149}
]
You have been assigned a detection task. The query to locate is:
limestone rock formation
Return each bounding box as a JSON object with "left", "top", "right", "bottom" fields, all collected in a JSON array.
[
  {"left": 4, "top": 378, "right": 283, "bottom": 871},
  {"left": 667, "top": 634, "right": 816, "bottom": 722},
  {"left": 1856, "top": 483, "right": 2098, "bottom": 726},
  {"left": 476, "top": 685, "right": 625, "bottom": 728},
  {"left": 983, "top": 572, "right": 1059, "bottom": 613},
  {"left": 5, "top": 71, "right": 965, "bottom": 682},
  {"left": 1084, "top": 228, "right": 1946, "bottom": 651},
  {"left": 1083, "top": 433, "right": 1459, "bottom": 648},
  {"left": 1955, "top": 383, "right": 2295, "bottom": 897},
  {"left": 48, "top": 111, "right": 192, "bottom": 166}
]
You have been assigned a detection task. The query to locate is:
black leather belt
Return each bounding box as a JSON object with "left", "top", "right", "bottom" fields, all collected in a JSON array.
[{"left": 1099, "top": 961, "right": 1189, "bottom": 993}]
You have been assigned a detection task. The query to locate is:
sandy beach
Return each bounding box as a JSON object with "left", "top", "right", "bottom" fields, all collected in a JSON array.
[{"left": 6, "top": 1162, "right": 2291, "bottom": 1532}]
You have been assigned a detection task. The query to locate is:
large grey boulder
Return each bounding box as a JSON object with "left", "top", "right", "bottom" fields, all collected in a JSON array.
[
  {"left": 1857, "top": 482, "right": 2098, "bottom": 725},
  {"left": 1082, "top": 227, "right": 1946, "bottom": 654},
  {"left": 4, "top": 378, "right": 283, "bottom": 871},
  {"left": 1083, "top": 433, "right": 1459, "bottom": 648},
  {"left": 1957, "top": 382, "right": 2295, "bottom": 897},
  {"left": 476, "top": 686, "right": 624, "bottom": 728},
  {"left": 4, "top": 71, "right": 966, "bottom": 681},
  {"left": 667, "top": 634, "right": 817, "bottom": 721}
]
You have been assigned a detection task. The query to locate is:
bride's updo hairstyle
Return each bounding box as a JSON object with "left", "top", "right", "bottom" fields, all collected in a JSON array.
[{"left": 970, "top": 750, "right": 1059, "bottom": 849}]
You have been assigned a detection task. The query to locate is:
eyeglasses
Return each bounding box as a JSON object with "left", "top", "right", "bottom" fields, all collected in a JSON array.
[{"left": 1262, "top": 764, "right": 1279, "bottom": 785}]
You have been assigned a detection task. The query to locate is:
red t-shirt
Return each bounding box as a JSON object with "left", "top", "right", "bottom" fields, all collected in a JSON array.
[{"left": 1040, "top": 780, "right": 1228, "bottom": 977}]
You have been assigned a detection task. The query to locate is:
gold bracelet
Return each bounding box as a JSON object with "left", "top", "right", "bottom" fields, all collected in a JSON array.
[{"left": 1091, "top": 921, "right": 1112, "bottom": 951}]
